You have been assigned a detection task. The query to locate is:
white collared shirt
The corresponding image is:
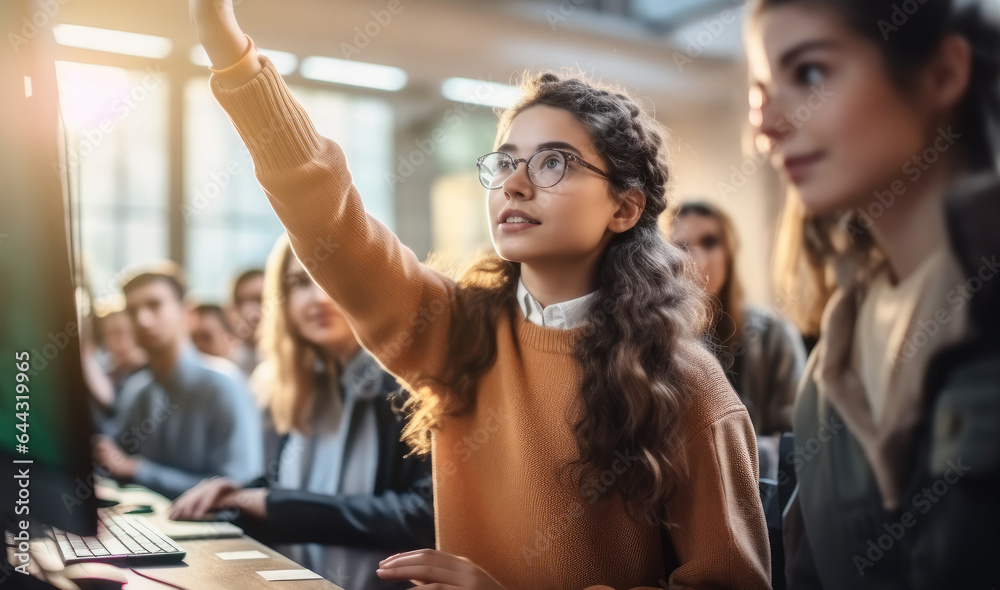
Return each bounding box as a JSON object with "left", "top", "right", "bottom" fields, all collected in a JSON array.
[{"left": 516, "top": 277, "right": 597, "bottom": 330}]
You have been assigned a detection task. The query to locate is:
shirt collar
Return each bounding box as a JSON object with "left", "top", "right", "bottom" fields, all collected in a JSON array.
[
  {"left": 516, "top": 277, "right": 597, "bottom": 330},
  {"left": 159, "top": 344, "right": 201, "bottom": 391}
]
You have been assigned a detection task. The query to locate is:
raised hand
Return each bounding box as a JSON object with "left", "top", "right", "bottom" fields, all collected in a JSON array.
[{"left": 187, "top": 0, "right": 257, "bottom": 83}]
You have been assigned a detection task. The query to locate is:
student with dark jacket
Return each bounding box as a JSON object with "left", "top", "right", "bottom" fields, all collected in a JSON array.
[
  {"left": 671, "top": 200, "right": 807, "bottom": 436},
  {"left": 170, "top": 235, "right": 432, "bottom": 586},
  {"left": 746, "top": 0, "right": 1000, "bottom": 587}
]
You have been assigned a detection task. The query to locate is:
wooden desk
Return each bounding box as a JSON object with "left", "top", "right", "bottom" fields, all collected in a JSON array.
[
  {"left": 125, "top": 535, "right": 344, "bottom": 590},
  {"left": 106, "top": 483, "right": 345, "bottom": 589},
  {"left": 17, "top": 481, "right": 347, "bottom": 590},
  {"left": 23, "top": 534, "right": 343, "bottom": 590}
]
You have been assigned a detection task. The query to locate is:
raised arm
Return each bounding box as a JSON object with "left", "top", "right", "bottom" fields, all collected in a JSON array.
[
  {"left": 189, "top": 0, "right": 259, "bottom": 87},
  {"left": 188, "top": 0, "right": 456, "bottom": 387}
]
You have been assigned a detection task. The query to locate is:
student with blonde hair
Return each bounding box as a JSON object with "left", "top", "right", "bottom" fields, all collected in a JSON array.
[{"left": 171, "top": 234, "right": 433, "bottom": 586}]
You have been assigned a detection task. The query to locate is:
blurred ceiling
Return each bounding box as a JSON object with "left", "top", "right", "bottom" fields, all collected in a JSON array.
[{"left": 54, "top": 0, "right": 749, "bottom": 110}]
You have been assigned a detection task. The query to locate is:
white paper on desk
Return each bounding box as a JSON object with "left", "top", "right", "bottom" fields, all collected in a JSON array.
[
  {"left": 257, "top": 569, "right": 323, "bottom": 581},
  {"left": 217, "top": 550, "right": 269, "bottom": 560}
]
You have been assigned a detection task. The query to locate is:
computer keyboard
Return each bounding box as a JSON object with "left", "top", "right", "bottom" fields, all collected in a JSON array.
[{"left": 51, "top": 508, "right": 186, "bottom": 565}]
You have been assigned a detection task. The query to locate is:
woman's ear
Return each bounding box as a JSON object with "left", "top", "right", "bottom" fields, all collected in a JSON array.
[
  {"left": 922, "top": 33, "right": 973, "bottom": 117},
  {"left": 608, "top": 189, "right": 646, "bottom": 233}
]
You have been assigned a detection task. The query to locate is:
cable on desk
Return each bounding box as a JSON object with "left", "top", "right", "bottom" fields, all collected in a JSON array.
[{"left": 129, "top": 567, "right": 191, "bottom": 589}]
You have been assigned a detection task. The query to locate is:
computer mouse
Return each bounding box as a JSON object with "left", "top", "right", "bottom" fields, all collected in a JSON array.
[{"left": 62, "top": 562, "right": 129, "bottom": 590}]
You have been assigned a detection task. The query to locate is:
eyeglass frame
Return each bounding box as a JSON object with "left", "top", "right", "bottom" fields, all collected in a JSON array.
[{"left": 475, "top": 148, "right": 612, "bottom": 190}]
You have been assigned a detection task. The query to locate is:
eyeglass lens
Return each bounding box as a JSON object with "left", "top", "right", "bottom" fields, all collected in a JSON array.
[{"left": 478, "top": 149, "right": 567, "bottom": 189}]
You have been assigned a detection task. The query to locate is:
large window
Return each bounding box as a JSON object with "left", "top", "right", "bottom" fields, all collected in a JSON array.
[
  {"left": 430, "top": 110, "right": 497, "bottom": 265},
  {"left": 182, "top": 78, "right": 394, "bottom": 303},
  {"left": 55, "top": 61, "right": 169, "bottom": 311}
]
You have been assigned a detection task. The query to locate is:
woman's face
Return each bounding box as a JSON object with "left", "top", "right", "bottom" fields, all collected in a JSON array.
[
  {"left": 747, "top": 3, "right": 938, "bottom": 215},
  {"left": 283, "top": 256, "right": 356, "bottom": 352},
  {"left": 102, "top": 311, "right": 143, "bottom": 360},
  {"left": 487, "top": 105, "right": 621, "bottom": 267},
  {"left": 672, "top": 214, "right": 729, "bottom": 297}
]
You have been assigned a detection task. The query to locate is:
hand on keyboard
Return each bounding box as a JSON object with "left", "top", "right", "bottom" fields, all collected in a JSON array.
[{"left": 169, "top": 477, "right": 267, "bottom": 521}]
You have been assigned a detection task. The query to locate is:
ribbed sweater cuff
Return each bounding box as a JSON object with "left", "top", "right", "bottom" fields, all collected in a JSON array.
[{"left": 209, "top": 55, "right": 324, "bottom": 177}]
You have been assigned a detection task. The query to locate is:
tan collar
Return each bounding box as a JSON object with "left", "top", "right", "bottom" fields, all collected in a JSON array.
[{"left": 813, "top": 248, "right": 968, "bottom": 509}]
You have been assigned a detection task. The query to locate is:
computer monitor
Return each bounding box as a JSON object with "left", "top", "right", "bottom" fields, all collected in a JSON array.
[{"left": 0, "top": 0, "right": 100, "bottom": 575}]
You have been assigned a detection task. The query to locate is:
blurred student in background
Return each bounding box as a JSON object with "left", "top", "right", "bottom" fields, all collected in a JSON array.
[
  {"left": 94, "top": 309, "right": 148, "bottom": 391},
  {"left": 93, "top": 262, "right": 263, "bottom": 499},
  {"left": 671, "top": 200, "right": 806, "bottom": 436},
  {"left": 229, "top": 268, "right": 265, "bottom": 375},
  {"left": 748, "top": 0, "right": 1000, "bottom": 587},
  {"left": 191, "top": 303, "right": 240, "bottom": 362},
  {"left": 170, "top": 235, "right": 432, "bottom": 588}
]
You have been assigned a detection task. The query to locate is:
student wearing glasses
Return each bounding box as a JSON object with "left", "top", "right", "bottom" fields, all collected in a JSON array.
[
  {"left": 187, "top": 1, "right": 771, "bottom": 587},
  {"left": 671, "top": 201, "right": 806, "bottom": 436}
]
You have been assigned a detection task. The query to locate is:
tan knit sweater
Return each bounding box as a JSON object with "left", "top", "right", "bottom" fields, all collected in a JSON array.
[{"left": 211, "top": 56, "right": 770, "bottom": 590}]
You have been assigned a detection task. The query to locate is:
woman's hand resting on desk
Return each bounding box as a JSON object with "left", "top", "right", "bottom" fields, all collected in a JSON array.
[
  {"left": 168, "top": 476, "right": 267, "bottom": 521},
  {"left": 376, "top": 549, "right": 505, "bottom": 589}
]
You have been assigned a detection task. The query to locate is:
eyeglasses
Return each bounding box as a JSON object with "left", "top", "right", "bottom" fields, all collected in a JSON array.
[{"left": 475, "top": 148, "right": 611, "bottom": 190}]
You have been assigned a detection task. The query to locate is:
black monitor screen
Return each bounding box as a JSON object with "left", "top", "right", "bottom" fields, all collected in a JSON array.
[{"left": 0, "top": 0, "right": 99, "bottom": 554}]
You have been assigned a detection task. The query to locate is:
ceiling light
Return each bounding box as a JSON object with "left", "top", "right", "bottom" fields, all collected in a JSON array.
[
  {"left": 53, "top": 24, "right": 172, "bottom": 59},
  {"left": 441, "top": 77, "right": 519, "bottom": 108},
  {"left": 299, "top": 56, "right": 407, "bottom": 91}
]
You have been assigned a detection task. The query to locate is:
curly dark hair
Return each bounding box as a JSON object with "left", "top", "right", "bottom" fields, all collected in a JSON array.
[{"left": 400, "top": 71, "right": 710, "bottom": 527}]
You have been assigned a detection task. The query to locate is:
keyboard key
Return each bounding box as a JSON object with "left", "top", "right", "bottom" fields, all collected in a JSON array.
[{"left": 51, "top": 508, "right": 186, "bottom": 565}]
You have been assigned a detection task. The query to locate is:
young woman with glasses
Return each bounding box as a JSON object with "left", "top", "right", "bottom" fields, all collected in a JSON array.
[{"left": 187, "top": 1, "right": 771, "bottom": 587}]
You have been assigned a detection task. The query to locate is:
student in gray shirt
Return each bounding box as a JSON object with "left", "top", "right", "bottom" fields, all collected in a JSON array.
[{"left": 93, "top": 263, "right": 263, "bottom": 499}]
